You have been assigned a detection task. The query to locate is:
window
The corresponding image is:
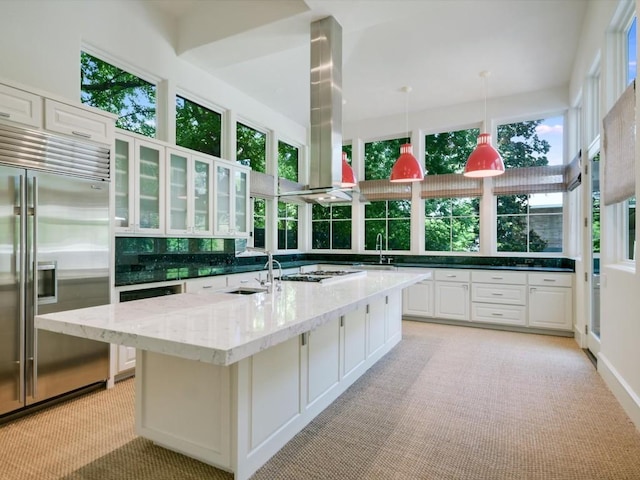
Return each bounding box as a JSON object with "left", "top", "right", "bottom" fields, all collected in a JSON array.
[
  {"left": 278, "top": 141, "right": 298, "bottom": 181},
  {"left": 364, "top": 138, "right": 411, "bottom": 251},
  {"left": 495, "top": 117, "right": 565, "bottom": 253},
  {"left": 253, "top": 198, "right": 266, "bottom": 249},
  {"left": 278, "top": 202, "right": 298, "bottom": 250},
  {"left": 175, "top": 95, "right": 222, "bottom": 157},
  {"left": 425, "top": 198, "right": 479, "bottom": 252},
  {"left": 312, "top": 204, "right": 352, "bottom": 249},
  {"left": 497, "top": 194, "right": 563, "bottom": 252},
  {"left": 80, "top": 51, "right": 156, "bottom": 137},
  {"left": 423, "top": 128, "right": 480, "bottom": 252},
  {"left": 625, "top": 16, "right": 636, "bottom": 261},
  {"left": 365, "top": 201, "right": 411, "bottom": 251},
  {"left": 236, "top": 122, "right": 266, "bottom": 172}
]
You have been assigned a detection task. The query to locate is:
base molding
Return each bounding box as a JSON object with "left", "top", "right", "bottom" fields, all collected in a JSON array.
[{"left": 598, "top": 353, "right": 640, "bottom": 431}]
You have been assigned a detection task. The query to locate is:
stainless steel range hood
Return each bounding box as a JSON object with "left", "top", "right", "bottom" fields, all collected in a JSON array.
[{"left": 279, "top": 15, "right": 354, "bottom": 205}]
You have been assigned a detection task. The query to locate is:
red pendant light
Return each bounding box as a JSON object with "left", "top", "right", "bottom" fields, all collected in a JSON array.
[
  {"left": 390, "top": 143, "right": 424, "bottom": 182},
  {"left": 340, "top": 151, "right": 357, "bottom": 187},
  {"left": 463, "top": 71, "right": 505, "bottom": 178},
  {"left": 390, "top": 86, "right": 425, "bottom": 183}
]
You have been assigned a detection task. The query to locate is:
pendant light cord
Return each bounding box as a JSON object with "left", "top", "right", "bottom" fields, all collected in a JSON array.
[
  {"left": 480, "top": 71, "right": 490, "bottom": 134},
  {"left": 402, "top": 86, "right": 412, "bottom": 142}
]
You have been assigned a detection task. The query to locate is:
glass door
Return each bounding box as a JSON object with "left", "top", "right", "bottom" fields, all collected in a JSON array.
[{"left": 587, "top": 150, "right": 601, "bottom": 356}]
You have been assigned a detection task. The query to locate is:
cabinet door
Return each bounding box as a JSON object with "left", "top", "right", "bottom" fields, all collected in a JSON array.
[
  {"left": 44, "top": 98, "right": 113, "bottom": 145},
  {"left": 136, "top": 139, "right": 165, "bottom": 234},
  {"left": 214, "top": 162, "right": 232, "bottom": 234},
  {"left": 0, "top": 83, "right": 42, "bottom": 127},
  {"left": 435, "top": 282, "right": 469, "bottom": 321},
  {"left": 118, "top": 345, "right": 136, "bottom": 372},
  {"left": 307, "top": 317, "right": 340, "bottom": 405},
  {"left": 367, "top": 298, "right": 386, "bottom": 357},
  {"left": 114, "top": 136, "right": 135, "bottom": 233},
  {"left": 167, "top": 149, "right": 189, "bottom": 234},
  {"left": 343, "top": 306, "right": 366, "bottom": 379},
  {"left": 385, "top": 291, "right": 403, "bottom": 341},
  {"left": 528, "top": 286, "right": 572, "bottom": 330},
  {"left": 193, "top": 157, "right": 212, "bottom": 235},
  {"left": 403, "top": 281, "right": 434, "bottom": 317},
  {"left": 234, "top": 168, "right": 249, "bottom": 235}
]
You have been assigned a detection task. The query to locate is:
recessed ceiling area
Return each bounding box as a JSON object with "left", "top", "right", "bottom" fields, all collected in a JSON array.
[{"left": 150, "top": 0, "right": 588, "bottom": 127}]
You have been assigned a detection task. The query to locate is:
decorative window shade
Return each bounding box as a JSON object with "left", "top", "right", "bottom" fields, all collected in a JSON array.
[
  {"left": 358, "top": 179, "right": 412, "bottom": 201},
  {"left": 565, "top": 151, "right": 581, "bottom": 192},
  {"left": 602, "top": 81, "right": 635, "bottom": 206},
  {"left": 420, "top": 173, "right": 482, "bottom": 199},
  {"left": 493, "top": 165, "right": 567, "bottom": 195},
  {"left": 249, "top": 171, "right": 276, "bottom": 198}
]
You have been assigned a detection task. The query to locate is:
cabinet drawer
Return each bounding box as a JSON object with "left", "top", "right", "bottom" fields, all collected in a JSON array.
[
  {"left": 435, "top": 269, "right": 470, "bottom": 282},
  {"left": 185, "top": 276, "right": 227, "bottom": 293},
  {"left": 471, "top": 303, "right": 526, "bottom": 326},
  {"left": 528, "top": 273, "right": 572, "bottom": 287},
  {"left": 471, "top": 283, "right": 526, "bottom": 305},
  {"left": 0, "top": 83, "right": 42, "bottom": 127},
  {"left": 44, "top": 99, "right": 114, "bottom": 145},
  {"left": 471, "top": 270, "right": 526, "bottom": 285}
]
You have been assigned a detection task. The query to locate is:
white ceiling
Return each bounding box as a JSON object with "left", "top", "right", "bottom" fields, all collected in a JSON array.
[{"left": 150, "top": 0, "right": 588, "bottom": 127}]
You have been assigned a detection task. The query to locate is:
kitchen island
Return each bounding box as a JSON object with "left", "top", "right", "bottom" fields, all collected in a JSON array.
[{"left": 35, "top": 270, "right": 427, "bottom": 480}]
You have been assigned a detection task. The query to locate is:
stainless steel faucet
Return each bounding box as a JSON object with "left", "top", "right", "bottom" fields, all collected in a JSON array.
[
  {"left": 247, "top": 247, "right": 281, "bottom": 293},
  {"left": 375, "top": 233, "right": 384, "bottom": 264}
]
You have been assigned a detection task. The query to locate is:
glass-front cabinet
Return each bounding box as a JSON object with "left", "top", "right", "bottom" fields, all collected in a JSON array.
[
  {"left": 166, "top": 148, "right": 212, "bottom": 236},
  {"left": 214, "top": 160, "right": 250, "bottom": 237},
  {"left": 114, "top": 132, "right": 165, "bottom": 235}
]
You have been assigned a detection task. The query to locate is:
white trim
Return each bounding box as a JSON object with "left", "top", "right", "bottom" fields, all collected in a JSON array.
[{"left": 598, "top": 352, "right": 640, "bottom": 431}]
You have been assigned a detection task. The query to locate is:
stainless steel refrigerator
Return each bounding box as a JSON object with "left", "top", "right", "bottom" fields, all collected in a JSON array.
[{"left": 0, "top": 123, "right": 110, "bottom": 417}]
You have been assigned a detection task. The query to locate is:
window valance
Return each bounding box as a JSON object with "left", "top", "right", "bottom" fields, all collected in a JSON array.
[
  {"left": 358, "top": 179, "right": 412, "bottom": 201},
  {"left": 492, "top": 165, "right": 568, "bottom": 195}
]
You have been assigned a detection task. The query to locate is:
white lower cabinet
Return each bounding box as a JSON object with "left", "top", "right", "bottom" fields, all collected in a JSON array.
[
  {"left": 307, "top": 317, "right": 341, "bottom": 406},
  {"left": 402, "top": 269, "right": 434, "bottom": 318},
  {"left": 471, "top": 270, "right": 527, "bottom": 326},
  {"left": 406, "top": 268, "right": 573, "bottom": 333},
  {"left": 528, "top": 273, "right": 573, "bottom": 330},
  {"left": 342, "top": 305, "right": 367, "bottom": 380},
  {"left": 434, "top": 269, "right": 470, "bottom": 321}
]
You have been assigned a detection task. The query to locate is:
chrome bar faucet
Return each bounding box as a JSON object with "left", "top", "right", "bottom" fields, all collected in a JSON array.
[
  {"left": 375, "top": 233, "right": 384, "bottom": 264},
  {"left": 246, "top": 247, "right": 281, "bottom": 293}
]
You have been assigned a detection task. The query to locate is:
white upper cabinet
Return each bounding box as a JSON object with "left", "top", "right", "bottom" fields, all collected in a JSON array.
[
  {"left": 0, "top": 83, "right": 42, "bottom": 128},
  {"left": 0, "top": 82, "right": 115, "bottom": 146},
  {"left": 166, "top": 148, "right": 213, "bottom": 236},
  {"left": 214, "top": 160, "right": 250, "bottom": 237},
  {"left": 44, "top": 98, "right": 113, "bottom": 145},
  {"left": 114, "top": 133, "right": 165, "bottom": 235}
]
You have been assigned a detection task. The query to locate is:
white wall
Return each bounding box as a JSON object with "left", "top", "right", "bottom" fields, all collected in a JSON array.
[{"left": 570, "top": 0, "right": 640, "bottom": 430}]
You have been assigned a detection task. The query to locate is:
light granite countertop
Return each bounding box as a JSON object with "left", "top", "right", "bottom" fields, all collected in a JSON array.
[{"left": 35, "top": 270, "right": 427, "bottom": 366}]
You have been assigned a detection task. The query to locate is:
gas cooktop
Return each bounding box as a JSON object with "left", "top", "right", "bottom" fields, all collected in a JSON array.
[{"left": 280, "top": 270, "right": 366, "bottom": 283}]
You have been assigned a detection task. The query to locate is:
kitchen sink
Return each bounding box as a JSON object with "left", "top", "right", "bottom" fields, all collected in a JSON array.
[{"left": 224, "top": 287, "right": 268, "bottom": 295}]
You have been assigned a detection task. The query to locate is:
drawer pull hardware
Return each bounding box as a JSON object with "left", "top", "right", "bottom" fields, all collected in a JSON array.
[
  {"left": 446, "top": 274, "right": 456, "bottom": 278},
  {"left": 543, "top": 278, "right": 556, "bottom": 282},
  {"left": 202, "top": 285, "right": 213, "bottom": 289},
  {"left": 491, "top": 292, "right": 504, "bottom": 296},
  {"left": 71, "top": 130, "right": 92, "bottom": 138},
  {"left": 0, "top": 112, "right": 10, "bottom": 118},
  {"left": 491, "top": 276, "right": 503, "bottom": 280},
  {"left": 491, "top": 312, "right": 504, "bottom": 316}
]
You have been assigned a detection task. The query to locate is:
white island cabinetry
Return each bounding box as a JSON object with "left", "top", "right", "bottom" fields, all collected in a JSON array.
[{"left": 37, "top": 271, "right": 424, "bottom": 480}]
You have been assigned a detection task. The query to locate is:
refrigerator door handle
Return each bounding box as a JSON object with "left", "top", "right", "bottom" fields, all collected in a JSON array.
[
  {"left": 30, "top": 175, "right": 37, "bottom": 399},
  {"left": 18, "top": 174, "right": 26, "bottom": 404}
]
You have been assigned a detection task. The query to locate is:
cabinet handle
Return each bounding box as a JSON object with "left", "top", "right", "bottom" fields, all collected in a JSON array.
[
  {"left": 463, "top": 284, "right": 468, "bottom": 291},
  {"left": 491, "top": 276, "right": 503, "bottom": 280},
  {"left": 71, "top": 130, "right": 92, "bottom": 139},
  {"left": 530, "top": 288, "right": 536, "bottom": 293},
  {"left": 446, "top": 274, "right": 457, "bottom": 278},
  {"left": 491, "top": 312, "right": 504, "bottom": 316},
  {"left": 491, "top": 292, "right": 504, "bottom": 296},
  {"left": 0, "top": 112, "right": 10, "bottom": 118},
  {"left": 542, "top": 278, "right": 556, "bottom": 282},
  {"left": 202, "top": 285, "right": 213, "bottom": 289}
]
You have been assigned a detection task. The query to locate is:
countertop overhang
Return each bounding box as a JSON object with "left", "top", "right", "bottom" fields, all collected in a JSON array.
[{"left": 36, "top": 270, "right": 427, "bottom": 366}]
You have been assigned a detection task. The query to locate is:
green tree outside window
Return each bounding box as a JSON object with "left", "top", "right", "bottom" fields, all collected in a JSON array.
[
  {"left": 176, "top": 95, "right": 221, "bottom": 157},
  {"left": 80, "top": 51, "right": 156, "bottom": 137}
]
